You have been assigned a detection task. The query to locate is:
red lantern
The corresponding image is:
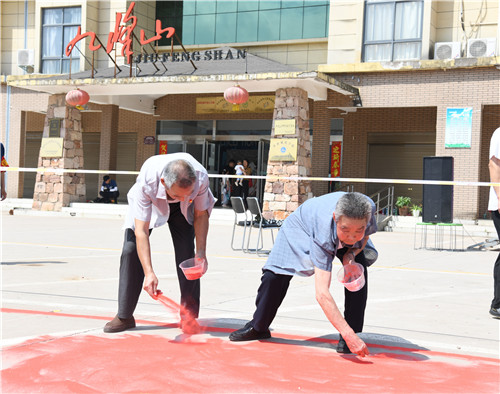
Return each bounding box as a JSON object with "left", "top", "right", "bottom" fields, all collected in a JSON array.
[
  {"left": 224, "top": 84, "right": 249, "bottom": 111},
  {"left": 66, "top": 88, "right": 90, "bottom": 107}
]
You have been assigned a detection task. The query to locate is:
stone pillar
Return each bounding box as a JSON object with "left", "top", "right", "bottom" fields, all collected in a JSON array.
[
  {"left": 262, "top": 88, "right": 313, "bottom": 221},
  {"left": 32, "top": 94, "right": 86, "bottom": 211}
]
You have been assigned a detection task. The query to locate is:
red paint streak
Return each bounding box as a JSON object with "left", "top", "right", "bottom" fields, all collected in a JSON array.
[{"left": 2, "top": 333, "right": 499, "bottom": 393}]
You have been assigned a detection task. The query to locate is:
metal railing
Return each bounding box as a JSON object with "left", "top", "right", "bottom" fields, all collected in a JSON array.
[{"left": 369, "top": 186, "right": 394, "bottom": 229}]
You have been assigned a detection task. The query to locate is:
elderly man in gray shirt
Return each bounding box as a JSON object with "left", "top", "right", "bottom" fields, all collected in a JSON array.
[
  {"left": 230, "top": 192, "right": 377, "bottom": 357},
  {"left": 104, "top": 153, "right": 216, "bottom": 334}
]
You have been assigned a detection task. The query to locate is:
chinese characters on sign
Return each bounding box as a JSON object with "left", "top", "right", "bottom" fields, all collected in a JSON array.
[
  {"left": 274, "top": 119, "right": 296, "bottom": 136},
  {"left": 159, "top": 141, "right": 168, "bottom": 155},
  {"left": 65, "top": 1, "right": 175, "bottom": 64},
  {"left": 269, "top": 138, "right": 298, "bottom": 162},
  {"left": 196, "top": 96, "right": 274, "bottom": 114},
  {"left": 331, "top": 142, "right": 342, "bottom": 177},
  {"left": 445, "top": 107, "right": 473, "bottom": 148}
]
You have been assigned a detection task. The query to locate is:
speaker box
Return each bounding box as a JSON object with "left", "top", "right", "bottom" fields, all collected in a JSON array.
[{"left": 423, "top": 157, "right": 454, "bottom": 223}]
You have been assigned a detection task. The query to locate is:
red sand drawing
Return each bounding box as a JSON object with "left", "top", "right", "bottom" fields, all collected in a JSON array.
[{"left": 1, "top": 308, "right": 499, "bottom": 393}]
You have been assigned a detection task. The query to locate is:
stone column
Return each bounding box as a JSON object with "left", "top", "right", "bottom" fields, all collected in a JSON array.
[
  {"left": 32, "top": 94, "right": 86, "bottom": 211},
  {"left": 262, "top": 88, "right": 313, "bottom": 221}
]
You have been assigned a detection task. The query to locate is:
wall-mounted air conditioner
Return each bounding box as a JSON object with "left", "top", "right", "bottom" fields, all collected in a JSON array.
[
  {"left": 434, "top": 42, "right": 461, "bottom": 60},
  {"left": 17, "top": 49, "right": 35, "bottom": 73},
  {"left": 467, "top": 38, "right": 497, "bottom": 58}
]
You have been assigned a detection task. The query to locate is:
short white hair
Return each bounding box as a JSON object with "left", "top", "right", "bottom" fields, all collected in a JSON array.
[
  {"left": 335, "top": 192, "right": 372, "bottom": 222},
  {"left": 161, "top": 159, "right": 197, "bottom": 189}
]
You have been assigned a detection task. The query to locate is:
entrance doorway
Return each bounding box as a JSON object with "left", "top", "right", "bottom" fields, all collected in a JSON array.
[{"left": 156, "top": 137, "right": 270, "bottom": 203}]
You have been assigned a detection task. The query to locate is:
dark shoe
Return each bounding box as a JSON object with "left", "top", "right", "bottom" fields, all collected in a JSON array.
[
  {"left": 103, "top": 315, "right": 136, "bottom": 333},
  {"left": 229, "top": 323, "right": 271, "bottom": 342},
  {"left": 336, "top": 335, "right": 352, "bottom": 354},
  {"left": 490, "top": 307, "right": 500, "bottom": 318}
]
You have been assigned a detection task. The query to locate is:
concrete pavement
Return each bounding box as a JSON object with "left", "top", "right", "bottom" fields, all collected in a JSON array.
[{"left": 1, "top": 210, "right": 499, "bottom": 392}]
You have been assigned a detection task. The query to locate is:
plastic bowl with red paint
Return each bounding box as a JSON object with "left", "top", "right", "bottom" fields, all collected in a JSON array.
[
  {"left": 337, "top": 262, "right": 365, "bottom": 292},
  {"left": 179, "top": 258, "right": 207, "bottom": 280}
]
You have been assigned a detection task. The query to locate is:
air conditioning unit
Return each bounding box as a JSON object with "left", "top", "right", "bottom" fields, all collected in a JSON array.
[
  {"left": 17, "top": 49, "right": 35, "bottom": 73},
  {"left": 467, "top": 38, "right": 497, "bottom": 58},
  {"left": 434, "top": 42, "right": 461, "bottom": 60}
]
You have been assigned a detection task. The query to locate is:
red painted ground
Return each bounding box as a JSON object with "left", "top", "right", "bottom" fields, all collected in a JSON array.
[{"left": 2, "top": 308, "right": 499, "bottom": 393}]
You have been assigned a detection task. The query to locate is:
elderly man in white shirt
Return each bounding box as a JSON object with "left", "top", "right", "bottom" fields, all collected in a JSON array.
[{"left": 104, "top": 153, "right": 216, "bottom": 334}]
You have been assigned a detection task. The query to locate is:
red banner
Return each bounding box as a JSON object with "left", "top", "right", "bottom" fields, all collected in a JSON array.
[
  {"left": 159, "top": 141, "right": 168, "bottom": 155},
  {"left": 330, "top": 142, "right": 342, "bottom": 178}
]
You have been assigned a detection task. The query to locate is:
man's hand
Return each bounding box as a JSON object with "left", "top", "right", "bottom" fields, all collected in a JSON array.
[
  {"left": 342, "top": 251, "right": 355, "bottom": 266},
  {"left": 143, "top": 272, "right": 159, "bottom": 298},
  {"left": 342, "top": 331, "right": 370, "bottom": 357},
  {"left": 195, "top": 250, "right": 208, "bottom": 275}
]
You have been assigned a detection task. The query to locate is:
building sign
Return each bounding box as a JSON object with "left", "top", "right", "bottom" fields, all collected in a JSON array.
[
  {"left": 134, "top": 48, "right": 246, "bottom": 64},
  {"left": 274, "top": 119, "right": 296, "bottom": 136},
  {"left": 144, "top": 136, "right": 155, "bottom": 145},
  {"left": 40, "top": 138, "right": 64, "bottom": 158},
  {"left": 65, "top": 1, "right": 175, "bottom": 64},
  {"left": 159, "top": 141, "right": 168, "bottom": 155},
  {"left": 445, "top": 107, "right": 473, "bottom": 148},
  {"left": 196, "top": 96, "right": 274, "bottom": 114},
  {"left": 269, "top": 138, "right": 298, "bottom": 162},
  {"left": 330, "top": 141, "right": 342, "bottom": 177},
  {"left": 49, "top": 119, "right": 61, "bottom": 138}
]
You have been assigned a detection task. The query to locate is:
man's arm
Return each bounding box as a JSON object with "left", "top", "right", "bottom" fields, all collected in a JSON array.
[
  {"left": 489, "top": 155, "right": 500, "bottom": 213},
  {"left": 1, "top": 171, "right": 6, "bottom": 201},
  {"left": 134, "top": 218, "right": 158, "bottom": 297},
  {"left": 193, "top": 209, "right": 209, "bottom": 269},
  {"left": 314, "top": 267, "right": 369, "bottom": 357}
]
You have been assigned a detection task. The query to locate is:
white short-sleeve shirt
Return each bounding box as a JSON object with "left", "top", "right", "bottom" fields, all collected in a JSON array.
[
  {"left": 488, "top": 127, "right": 500, "bottom": 211},
  {"left": 124, "top": 153, "right": 216, "bottom": 230}
]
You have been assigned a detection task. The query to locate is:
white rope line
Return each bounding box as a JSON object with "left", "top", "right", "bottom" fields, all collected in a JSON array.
[{"left": 3, "top": 167, "right": 499, "bottom": 187}]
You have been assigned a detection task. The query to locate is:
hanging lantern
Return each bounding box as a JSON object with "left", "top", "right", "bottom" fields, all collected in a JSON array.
[
  {"left": 66, "top": 88, "right": 90, "bottom": 109},
  {"left": 224, "top": 84, "right": 249, "bottom": 111}
]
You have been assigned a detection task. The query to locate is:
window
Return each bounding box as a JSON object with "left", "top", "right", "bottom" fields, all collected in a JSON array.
[
  {"left": 363, "top": 0, "right": 423, "bottom": 62},
  {"left": 41, "top": 7, "right": 81, "bottom": 74},
  {"left": 156, "top": 0, "right": 329, "bottom": 46}
]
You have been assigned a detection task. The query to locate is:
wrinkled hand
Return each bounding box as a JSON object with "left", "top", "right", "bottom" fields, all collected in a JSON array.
[
  {"left": 343, "top": 332, "right": 369, "bottom": 357},
  {"left": 195, "top": 251, "right": 208, "bottom": 275},
  {"left": 1, "top": 189, "right": 6, "bottom": 201},
  {"left": 143, "top": 272, "right": 159, "bottom": 298},
  {"left": 342, "top": 251, "right": 355, "bottom": 266}
]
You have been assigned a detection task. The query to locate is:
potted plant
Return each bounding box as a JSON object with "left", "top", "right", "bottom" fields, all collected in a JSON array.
[
  {"left": 411, "top": 204, "right": 422, "bottom": 217},
  {"left": 395, "top": 196, "right": 412, "bottom": 216}
]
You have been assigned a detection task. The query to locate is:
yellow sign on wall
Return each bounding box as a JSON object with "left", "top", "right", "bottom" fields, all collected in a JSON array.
[
  {"left": 196, "top": 95, "right": 275, "bottom": 114},
  {"left": 40, "top": 138, "right": 64, "bottom": 158},
  {"left": 274, "top": 119, "right": 296, "bottom": 135},
  {"left": 269, "top": 138, "right": 298, "bottom": 162}
]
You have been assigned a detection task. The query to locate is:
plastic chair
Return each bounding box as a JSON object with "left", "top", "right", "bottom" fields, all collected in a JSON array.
[
  {"left": 230, "top": 196, "right": 250, "bottom": 251},
  {"left": 246, "top": 197, "right": 281, "bottom": 255}
]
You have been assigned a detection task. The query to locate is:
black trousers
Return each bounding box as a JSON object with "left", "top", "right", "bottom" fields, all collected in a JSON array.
[
  {"left": 251, "top": 248, "right": 368, "bottom": 333},
  {"left": 117, "top": 202, "right": 199, "bottom": 319},
  {"left": 491, "top": 211, "right": 500, "bottom": 309}
]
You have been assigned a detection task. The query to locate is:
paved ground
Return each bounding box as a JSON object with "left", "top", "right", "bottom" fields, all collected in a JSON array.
[{"left": 1, "top": 210, "right": 499, "bottom": 393}]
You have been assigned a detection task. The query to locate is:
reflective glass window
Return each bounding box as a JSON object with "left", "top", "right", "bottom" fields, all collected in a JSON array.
[
  {"left": 282, "top": 0, "right": 303, "bottom": 8},
  {"left": 303, "top": 5, "right": 327, "bottom": 38},
  {"left": 260, "top": 0, "right": 281, "bottom": 10},
  {"left": 182, "top": 15, "right": 196, "bottom": 45},
  {"left": 238, "top": 0, "right": 258, "bottom": 12},
  {"left": 217, "top": 0, "right": 238, "bottom": 13},
  {"left": 216, "top": 13, "right": 237, "bottom": 43},
  {"left": 183, "top": 0, "right": 196, "bottom": 15},
  {"left": 280, "top": 7, "right": 303, "bottom": 40},
  {"left": 195, "top": 14, "right": 216, "bottom": 44},
  {"left": 196, "top": 0, "right": 216, "bottom": 14},
  {"left": 258, "top": 9, "right": 280, "bottom": 41},
  {"left": 236, "top": 11, "right": 258, "bottom": 42}
]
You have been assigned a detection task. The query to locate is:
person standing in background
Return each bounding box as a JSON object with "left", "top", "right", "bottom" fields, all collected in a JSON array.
[{"left": 487, "top": 126, "right": 500, "bottom": 319}]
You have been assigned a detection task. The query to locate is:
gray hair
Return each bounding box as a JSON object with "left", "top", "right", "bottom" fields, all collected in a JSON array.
[
  {"left": 335, "top": 192, "right": 372, "bottom": 222},
  {"left": 161, "top": 159, "right": 197, "bottom": 189}
]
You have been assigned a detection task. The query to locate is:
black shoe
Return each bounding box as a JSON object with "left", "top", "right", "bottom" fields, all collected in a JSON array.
[
  {"left": 229, "top": 323, "right": 271, "bottom": 342},
  {"left": 336, "top": 335, "right": 352, "bottom": 354},
  {"left": 103, "top": 315, "right": 136, "bottom": 333},
  {"left": 490, "top": 307, "right": 500, "bottom": 318}
]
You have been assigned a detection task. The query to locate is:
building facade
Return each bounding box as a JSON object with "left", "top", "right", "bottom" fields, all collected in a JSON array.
[{"left": 1, "top": 0, "right": 499, "bottom": 219}]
